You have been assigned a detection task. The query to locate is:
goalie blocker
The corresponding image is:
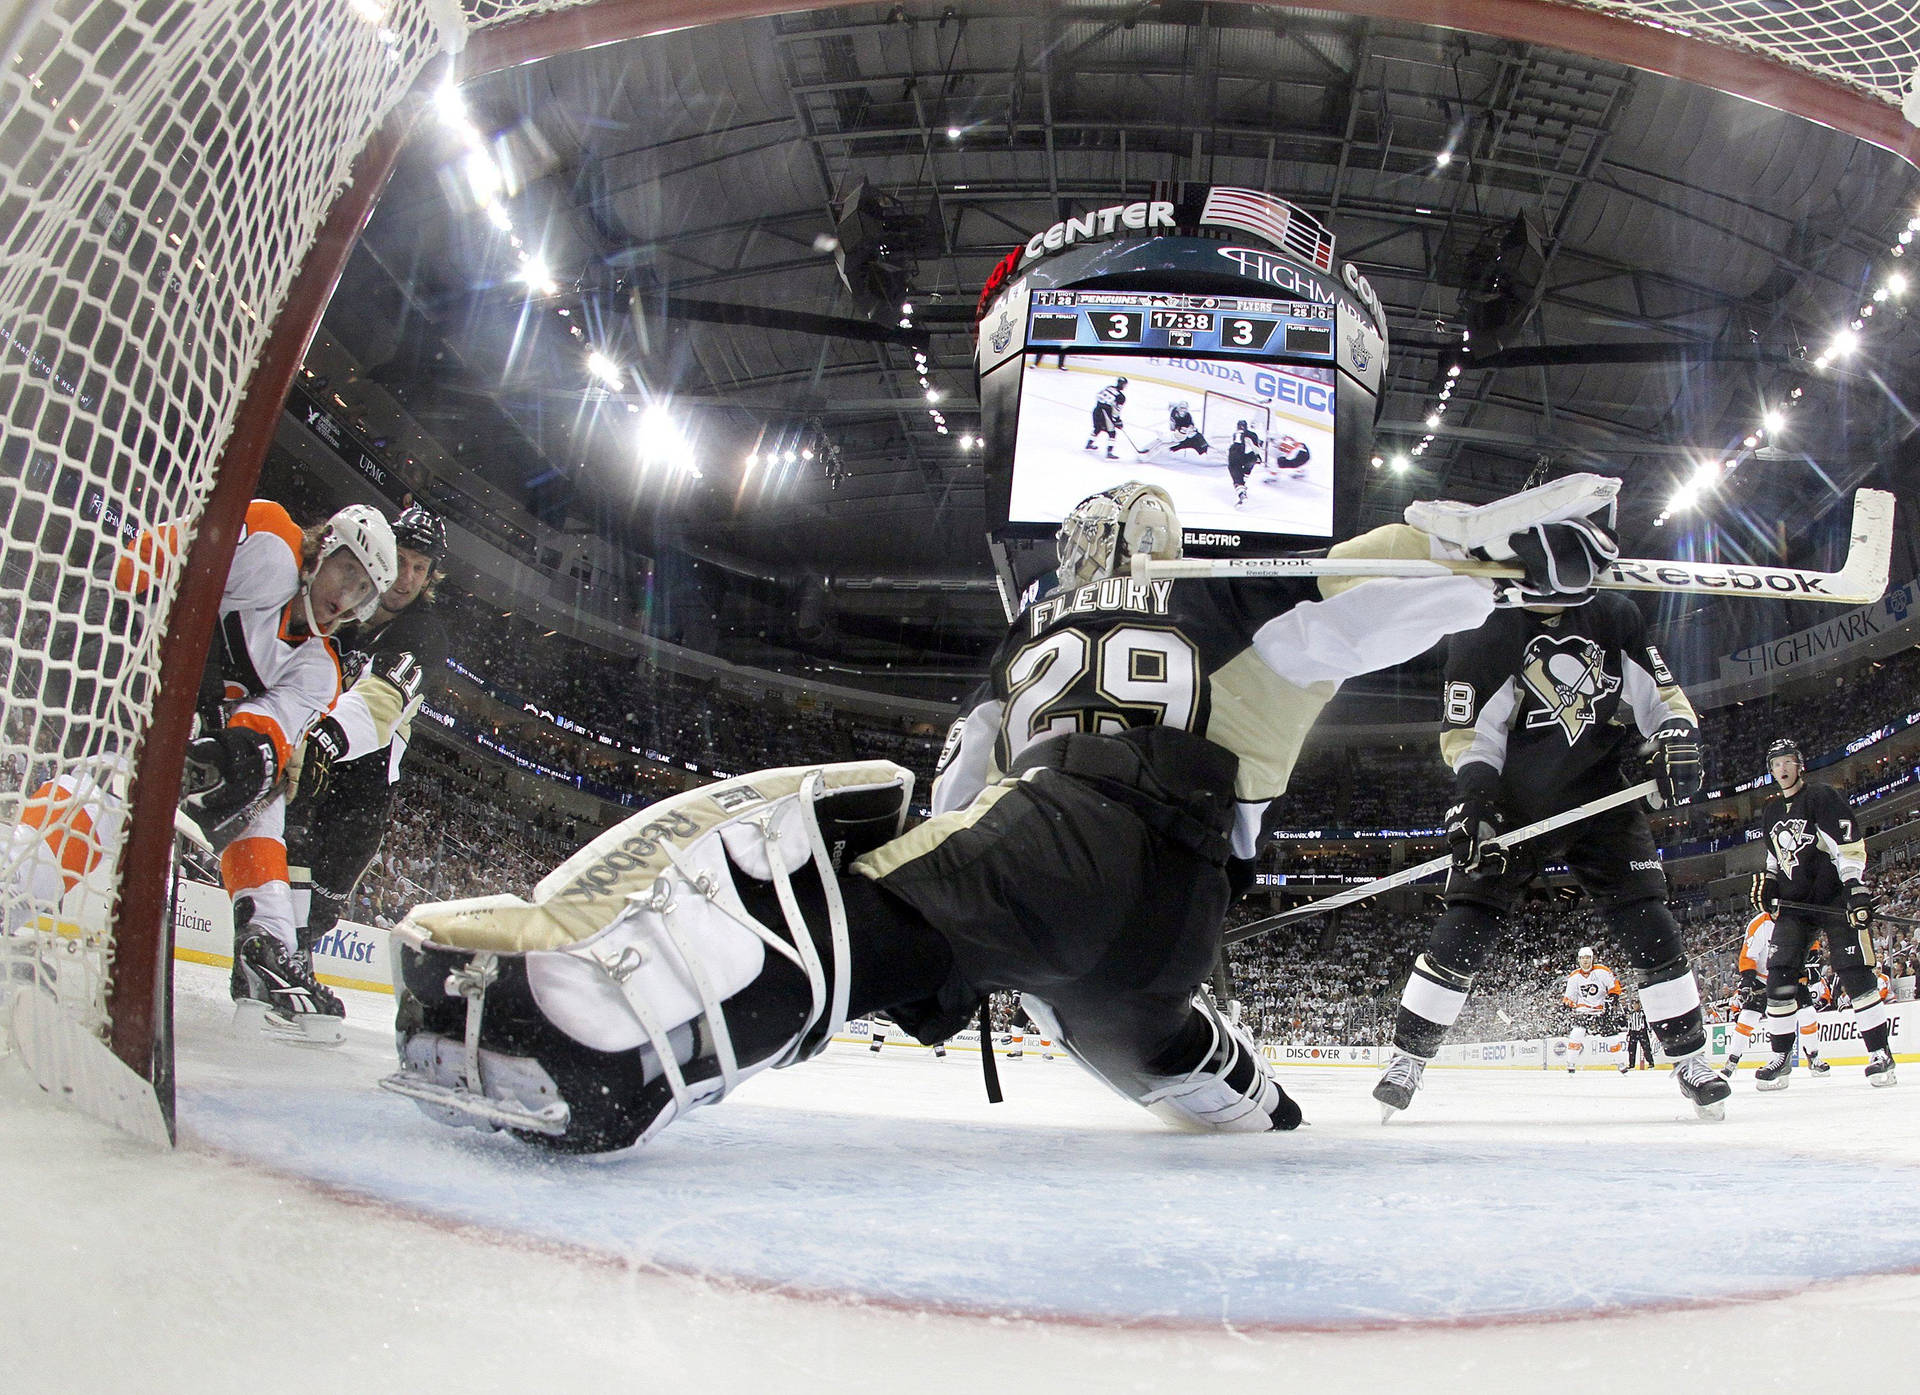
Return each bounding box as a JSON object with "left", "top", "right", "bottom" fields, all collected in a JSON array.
[{"left": 384, "top": 758, "right": 1301, "bottom": 1152}]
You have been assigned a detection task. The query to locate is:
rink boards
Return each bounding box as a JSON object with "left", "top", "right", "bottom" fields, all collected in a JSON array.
[{"left": 170, "top": 879, "right": 1918, "bottom": 1065}]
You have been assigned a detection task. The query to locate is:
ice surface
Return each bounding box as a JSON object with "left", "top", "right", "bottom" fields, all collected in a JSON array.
[{"left": 6, "top": 960, "right": 1920, "bottom": 1392}]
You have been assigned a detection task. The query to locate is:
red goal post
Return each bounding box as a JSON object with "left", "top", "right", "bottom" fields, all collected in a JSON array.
[{"left": 1, "top": 0, "right": 1913, "bottom": 1143}]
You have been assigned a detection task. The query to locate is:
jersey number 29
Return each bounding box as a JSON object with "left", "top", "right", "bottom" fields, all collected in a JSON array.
[{"left": 1002, "top": 625, "right": 1199, "bottom": 757}]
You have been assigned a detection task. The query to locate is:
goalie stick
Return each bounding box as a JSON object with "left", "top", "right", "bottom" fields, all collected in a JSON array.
[
  {"left": 1136, "top": 488, "right": 1894, "bottom": 605},
  {"left": 1225, "top": 779, "right": 1660, "bottom": 946}
]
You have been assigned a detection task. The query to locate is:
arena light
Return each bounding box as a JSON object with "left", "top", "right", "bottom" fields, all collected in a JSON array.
[
  {"left": 464, "top": 149, "right": 504, "bottom": 205},
  {"left": 946, "top": 126, "right": 962, "bottom": 140},
  {"left": 1389, "top": 454, "right": 1409, "bottom": 473},
  {"left": 1829, "top": 327, "right": 1859, "bottom": 356},
  {"left": 1434, "top": 150, "right": 1452, "bottom": 168},
  {"left": 925, "top": 388, "right": 941, "bottom": 403},
  {"left": 587, "top": 350, "right": 623, "bottom": 390},
  {"left": 1668, "top": 482, "right": 1699, "bottom": 512},
  {"left": 1425, "top": 412, "right": 1441, "bottom": 428},
  {"left": 636, "top": 404, "right": 700, "bottom": 478},
  {"left": 1889, "top": 273, "right": 1909, "bottom": 296},
  {"left": 1762, "top": 408, "right": 1785, "bottom": 433},
  {"left": 432, "top": 83, "right": 467, "bottom": 128}
]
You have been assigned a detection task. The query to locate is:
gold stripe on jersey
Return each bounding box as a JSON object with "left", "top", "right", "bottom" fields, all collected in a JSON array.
[{"left": 852, "top": 780, "right": 1019, "bottom": 882}]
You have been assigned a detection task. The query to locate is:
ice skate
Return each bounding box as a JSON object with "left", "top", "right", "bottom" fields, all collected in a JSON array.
[
  {"left": 1617, "top": 1061, "right": 1631, "bottom": 1074},
  {"left": 1719, "top": 1056, "right": 1741, "bottom": 1079},
  {"left": 231, "top": 927, "right": 346, "bottom": 1047},
  {"left": 1234, "top": 486, "right": 1248, "bottom": 509},
  {"left": 1672, "top": 1053, "right": 1731, "bottom": 1120},
  {"left": 1804, "top": 1053, "right": 1831, "bottom": 1076},
  {"left": 1753, "top": 1049, "right": 1794, "bottom": 1091},
  {"left": 1866, "top": 1049, "right": 1897, "bottom": 1087},
  {"left": 1084, "top": 438, "right": 1096, "bottom": 451},
  {"left": 1372, "top": 1051, "right": 1426, "bottom": 1121}
]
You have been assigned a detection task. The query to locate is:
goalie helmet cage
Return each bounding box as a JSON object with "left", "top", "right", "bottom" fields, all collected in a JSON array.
[{"left": 0, "top": 0, "right": 1913, "bottom": 1144}]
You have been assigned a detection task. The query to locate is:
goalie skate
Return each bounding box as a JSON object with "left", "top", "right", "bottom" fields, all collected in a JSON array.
[{"left": 380, "top": 761, "right": 913, "bottom": 1153}]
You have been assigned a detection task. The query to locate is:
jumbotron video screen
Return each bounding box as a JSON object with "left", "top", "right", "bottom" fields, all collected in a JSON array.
[{"left": 1007, "top": 348, "right": 1337, "bottom": 538}]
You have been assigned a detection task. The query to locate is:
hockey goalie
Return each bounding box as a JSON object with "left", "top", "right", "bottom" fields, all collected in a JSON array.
[{"left": 383, "top": 473, "right": 1622, "bottom": 1153}]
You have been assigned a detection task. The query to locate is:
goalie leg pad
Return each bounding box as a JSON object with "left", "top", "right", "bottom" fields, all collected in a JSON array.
[
  {"left": 383, "top": 762, "right": 913, "bottom": 1153},
  {"left": 1027, "top": 995, "right": 1301, "bottom": 1133}
]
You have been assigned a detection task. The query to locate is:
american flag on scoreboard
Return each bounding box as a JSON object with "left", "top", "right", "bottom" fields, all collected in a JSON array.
[{"left": 1199, "top": 187, "right": 1336, "bottom": 271}]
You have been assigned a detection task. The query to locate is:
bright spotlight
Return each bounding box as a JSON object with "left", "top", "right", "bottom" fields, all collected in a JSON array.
[
  {"left": 946, "top": 126, "right": 962, "bottom": 140},
  {"left": 1762, "top": 408, "right": 1785, "bottom": 433},
  {"left": 1435, "top": 150, "right": 1452, "bottom": 168},
  {"left": 1425, "top": 412, "right": 1441, "bottom": 428},
  {"left": 1690, "top": 461, "right": 1719, "bottom": 488},
  {"left": 433, "top": 83, "right": 468, "bottom": 126},
  {"left": 1389, "top": 454, "right": 1410, "bottom": 473},
  {"left": 464, "top": 149, "right": 503, "bottom": 205},
  {"left": 1669, "top": 483, "right": 1698, "bottom": 512},
  {"left": 783, "top": 450, "right": 798, "bottom": 465},
  {"left": 801, "top": 447, "right": 815, "bottom": 461},
  {"left": 1889, "top": 273, "right": 1909, "bottom": 296},
  {"left": 587, "top": 351, "right": 623, "bottom": 390},
  {"left": 1829, "top": 328, "right": 1860, "bottom": 356},
  {"left": 926, "top": 388, "right": 941, "bottom": 403}
]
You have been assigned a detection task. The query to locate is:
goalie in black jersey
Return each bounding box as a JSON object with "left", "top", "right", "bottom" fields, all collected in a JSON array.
[
  {"left": 379, "top": 474, "right": 1620, "bottom": 1153},
  {"left": 1139, "top": 400, "right": 1210, "bottom": 458},
  {"left": 284, "top": 505, "right": 450, "bottom": 1013},
  {"left": 1371, "top": 498, "right": 1731, "bottom": 1120},
  {"left": 1749, "top": 738, "right": 1896, "bottom": 1088},
  {"left": 1084, "top": 377, "right": 1127, "bottom": 458}
]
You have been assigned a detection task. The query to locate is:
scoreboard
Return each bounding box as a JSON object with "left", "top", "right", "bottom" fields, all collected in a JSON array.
[{"left": 1024, "top": 289, "right": 1336, "bottom": 361}]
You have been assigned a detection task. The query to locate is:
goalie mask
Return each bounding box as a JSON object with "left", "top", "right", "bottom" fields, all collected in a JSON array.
[
  {"left": 306, "top": 504, "right": 397, "bottom": 632},
  {"left": 1055, "top": 483, "right": 1182, "bottom": 590}
]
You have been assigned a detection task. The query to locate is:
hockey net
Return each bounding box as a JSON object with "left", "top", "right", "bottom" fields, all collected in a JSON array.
[
  {"left": 0, "top": 0, "right": 1913, "bottom": 1145},
  {"left": 1201, "top": 391, "right": 1272, "bottom": 456}
]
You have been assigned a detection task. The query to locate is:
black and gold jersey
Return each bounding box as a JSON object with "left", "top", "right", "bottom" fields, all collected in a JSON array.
[
  {"left": 1759, "top": 780, "right": 1864, "bottom": 906},
  {"left": 931, "top": 523, "right": 1497, "bottom": 858},
  {"left": 1439, "top": 591, "right": 1694, "bottom": 818}
]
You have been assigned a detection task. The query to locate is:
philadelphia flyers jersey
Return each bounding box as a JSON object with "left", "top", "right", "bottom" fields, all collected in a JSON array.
[
  {"left": 1760, "top": 780, "right": 1864, "bottom": 906},
  {"left": 930, "top": 525, "right": 1496, "bottom": 858},
  {"left": 1564, "top": 964, "right": 1621, "bottom": 1017},
  {"left": 1737, "top": 912, "right": 1774, "bottom": 976},
  {"left": 1439, "top": 592, "right": 1694, "bottom": 818}
]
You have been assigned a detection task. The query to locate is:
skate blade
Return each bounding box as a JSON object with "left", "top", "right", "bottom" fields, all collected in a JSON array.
[
  {"left": 1869, "top": 1072, "right": 1897, "bottom": 1089},
  {"left": 233, "top": 1000, "right": 345, "bottom": 1048},
  {"left": 1754, "top": 1077, "right": 1790, "bottom": 1092},
  {"left": 1691, "top": 1099, "right": 1727, "bottom": 1121},
  {"left": 1377, "top": 1101, "right": 1402, "bottom": 1124}
]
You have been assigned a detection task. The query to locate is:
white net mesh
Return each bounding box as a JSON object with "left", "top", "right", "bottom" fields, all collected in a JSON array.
[
  {"left": 1564, "top": 1, "right": 1920, "bottom": 110},
  {"left": 0, "top": 0, "right": 1909, "bottom": 1088}
]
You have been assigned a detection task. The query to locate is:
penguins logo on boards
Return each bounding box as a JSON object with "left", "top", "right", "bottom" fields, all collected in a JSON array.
[{"left": 1519, "top": 635, "right": 1619, "bottom": 744}]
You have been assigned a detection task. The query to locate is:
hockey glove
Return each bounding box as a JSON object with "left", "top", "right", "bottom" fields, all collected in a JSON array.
[
  {"left": 180, "top": 726, "right": 279, "bottom": 852},
  {"left": 1444, "top": 794, "right": 1507, "bottom": 877},
  {"left": 1847, "top": 884, "right": 1875, "bottom": 930},
  {"left": 1644, "top": 719, "right": 1703, "bottom": 807},
  {"left": 1750, "top": 873, "right": 1779, "bottom": 918},
  {"left": 291, "top": 715, "right": 349, "bottom": 810},
  {"left": 1225, "top": 854, "right": 1259, "bottom": 905},
  {"left": 1491, "top": 515, "right": 1619, "bottom": 608}
]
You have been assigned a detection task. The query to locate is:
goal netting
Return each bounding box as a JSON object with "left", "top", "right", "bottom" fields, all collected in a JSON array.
[
  {"left": 1202, "top": 391, "right": 1272, "bottom": 457},
  {"left": 0, "top": 0, "right": 1912, "bottom": 1144}
]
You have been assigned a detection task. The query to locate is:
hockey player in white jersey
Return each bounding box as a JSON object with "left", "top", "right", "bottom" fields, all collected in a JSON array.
[
  {"left": 1562, "top": 946, "right": 1621, "bottom": 1072},
  {"left": 379, "top": 473, "right": 1623, "bottom": 1153},
  {"left": 112, "top": 499, "right": 395, "bottom": 1044}
]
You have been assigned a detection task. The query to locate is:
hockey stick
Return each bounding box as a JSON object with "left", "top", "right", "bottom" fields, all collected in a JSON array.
[
  {"left": 1136, "top": 488, "right": 1894, "bottom": 605},
  {"left": 1777, "top": 897, "right": 1920, "bottom": 930},
  {"left": 1225, "top": 779, "right": 1659, "bottom": 946}
]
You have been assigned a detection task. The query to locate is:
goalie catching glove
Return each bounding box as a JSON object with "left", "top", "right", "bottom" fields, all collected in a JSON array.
[
  {"left": 1644, "top": 719, "right": 1703, "bottom": 808},
  {"left": 180, "top": 726, "right": 279, "bottom": 852}
]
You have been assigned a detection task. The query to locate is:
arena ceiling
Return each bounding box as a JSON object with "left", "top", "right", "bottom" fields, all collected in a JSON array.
[{"left": 309, "top": 0, "right": 1920, "bottom": 693}]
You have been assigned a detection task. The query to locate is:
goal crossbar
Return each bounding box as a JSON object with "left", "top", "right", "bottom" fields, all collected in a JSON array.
[{"left": 1136, "top": 489, "right": 1895, "bottom": 605}]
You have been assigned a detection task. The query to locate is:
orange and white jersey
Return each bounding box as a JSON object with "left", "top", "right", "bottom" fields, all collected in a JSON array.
[
  {"left": 1564, "top": 965, "right": 1621, "bottom": 1017},
  {"left": 115, "top": 500, "right": 340, "bottom": 773},
  {"left": 1737, "top": 912, "right": 1774, "bottom": 976},
  {"left": 5, "top": 753, "right": 130, "bottom": 936}
]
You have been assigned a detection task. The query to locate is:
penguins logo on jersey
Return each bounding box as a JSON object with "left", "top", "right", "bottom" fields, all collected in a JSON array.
[
  {"left": 1519, "top": 635, "right": 1619, "bottom": 744},
  {"left": 1770, "top": 818, "right": 1815, "bottom": 877}
]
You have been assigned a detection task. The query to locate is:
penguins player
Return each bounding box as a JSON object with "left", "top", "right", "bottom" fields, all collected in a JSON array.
[
  {"left": 380, "top": 474, "right": 1623, "bottom": 1153},
  {"left": 1371, "top": 519, "right": 1732, "bottom": 1120},
  {"left": 1085, "top": 377, "right": 1127, "bottom": 458},
  {"left": 1226, "top": 419, "right": 1263, "bottom": 507},
  {"left": 1749, "top": 738, "right": 1896, "bottom": 1088},
  {"left": 285, "top": 505, "right": 451, "bottom": 1020}
]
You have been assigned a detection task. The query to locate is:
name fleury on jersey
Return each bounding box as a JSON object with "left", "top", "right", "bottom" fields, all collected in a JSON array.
[{"left": 1027, "top": 577, "right": 1175, "bottom": 636}]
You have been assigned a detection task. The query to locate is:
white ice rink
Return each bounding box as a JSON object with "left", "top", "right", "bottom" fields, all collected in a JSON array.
[{"left": 6, "top": 959, "right": 1920, "bottom": 1394}]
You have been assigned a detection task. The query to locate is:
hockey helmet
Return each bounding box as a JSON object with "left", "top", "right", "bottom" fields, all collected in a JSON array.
[
  {"left": 1172, "top": 399, "right": 1189, "bottom": 412},
  {"left": 392, "top": 505, "right": 448, "bottom": 565},
  {"left": 1576, "top": 946, "right": 1595, "bottom": 969},
  {"left": 1056, "top": 483, "right": 1182, "bottom": 589},
  {"left": 1236, "top": 419, "right": 1249, "bottom": 431},
  {"left": 1765, "top": 737, "right": 1802, "bottom": 766},
  {"left": 312, "top": 504, "right": 397, "bottom": 626},
  {"left": 1115, "top": 376, "right": 1128, "bottom": 387}
]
